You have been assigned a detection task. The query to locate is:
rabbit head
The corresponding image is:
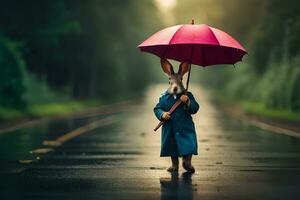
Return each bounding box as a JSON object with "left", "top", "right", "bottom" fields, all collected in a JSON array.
[{"left": 160, "top": 58, "right": 190, "bottom": 95}]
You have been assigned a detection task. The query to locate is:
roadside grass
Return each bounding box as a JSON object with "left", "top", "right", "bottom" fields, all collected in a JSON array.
[
  {"left": 27, "top": 101, "right": 86, "bottom": 117},
  {"left": 241, "top": 101, "right": 300, "bottom": 122},
  {"left": 0, "top": 107, "right": 24, "bottom": 120},
  {"left": 0, "top": 100, "right": 103, "bottom": 121},
  {"left": 0, "top": 71, "right": 105, "bottom": 121},
  {"left": 212, "top": 94, "right": 300, "bottom": 122}
]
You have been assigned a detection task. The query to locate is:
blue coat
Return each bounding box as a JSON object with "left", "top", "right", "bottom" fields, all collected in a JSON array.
[{"left": 153, "top": 91, "right": 199, "bottom": 157}]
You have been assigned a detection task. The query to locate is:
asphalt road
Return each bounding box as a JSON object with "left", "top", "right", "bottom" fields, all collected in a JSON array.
[{"left": 0, "top": 84, "right": 300, "bottom": 200}]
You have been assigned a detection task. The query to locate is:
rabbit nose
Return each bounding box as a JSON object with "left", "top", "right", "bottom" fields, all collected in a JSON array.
[{"left": 173, "top": 86, "right": 178, "bottom": 92}]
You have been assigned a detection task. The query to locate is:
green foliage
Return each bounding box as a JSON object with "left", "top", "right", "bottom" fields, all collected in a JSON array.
[
  {"left": 0, "top": 0, "right": 162, "bottom": 119},
  {"left": 289, "top": 66, "right": 300, "bottom": 110},
  {"left": 224, "top": 65, "right": 258, "bottom": 100},
  {"left": 250, "top": 0, "right": 300, "bottom": 74},
  {"left": 23, "top": 72, "right": 71, "bottom": 104},
  {"left": 241, "top": 1, "right": 300, "bottom": 112},
  {"left": 0, "top": 36, "right": 26, "bottom": 108},
  {"left": 191, "top": 0, "right": 300, "bottom": 117},
  {"left": 62, "top": 0, "right": 162, "bottom": 98}
]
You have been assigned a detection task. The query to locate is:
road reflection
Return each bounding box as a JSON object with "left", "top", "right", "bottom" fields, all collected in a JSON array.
[{"left": 160, "top": 172, "right": 196, "bottom": 200}]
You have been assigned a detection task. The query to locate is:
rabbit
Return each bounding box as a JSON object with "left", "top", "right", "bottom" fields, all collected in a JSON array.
[{"left": 154, "top": 58, "right": 200, "bottom": 173}]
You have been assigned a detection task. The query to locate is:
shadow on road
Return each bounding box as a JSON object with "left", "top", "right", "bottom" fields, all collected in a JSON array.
[{"left": 160, "top": 172, "right": 195, "bottom": 200}]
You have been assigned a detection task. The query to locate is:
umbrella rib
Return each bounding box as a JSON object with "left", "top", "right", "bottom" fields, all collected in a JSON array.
[
  {"left": 168, "top": 24, "right": 184, "bottom": 44},
  {"left": 161, "top": 25, "right": 184, "bottom": 59},
  {"left": 207, "top": 26, "right": 220, "bottom": 46},
  {"left": 201, "top": 45, "right": 204, "bottom": 66},
  {"left": 208, "top": 27, "right": 247, "bottom": 52}
]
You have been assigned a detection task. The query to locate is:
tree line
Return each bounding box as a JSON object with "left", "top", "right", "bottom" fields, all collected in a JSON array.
[
  {"left": 175, "top": 0, "right": 300, "bottom": 111},
  {"left": 0, "top": 0, "right": 162, "bottom": 109}
]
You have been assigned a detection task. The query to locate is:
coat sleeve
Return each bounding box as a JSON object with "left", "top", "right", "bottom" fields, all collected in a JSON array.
[
  {"left": 153, "top": 96, "right": 166, "bottom": 120},
  {"left": 186, "top": 92, "right": 199, "bottom": 114}
]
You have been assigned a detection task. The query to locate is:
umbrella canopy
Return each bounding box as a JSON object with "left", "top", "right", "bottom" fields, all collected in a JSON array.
[{"left": 138, "top": 23, "right": 247, "bottom": 66}]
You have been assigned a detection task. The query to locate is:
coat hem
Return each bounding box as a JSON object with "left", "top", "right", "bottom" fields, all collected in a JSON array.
[{"left": 160, "top": 152, "right": 198, "bottom": 157}]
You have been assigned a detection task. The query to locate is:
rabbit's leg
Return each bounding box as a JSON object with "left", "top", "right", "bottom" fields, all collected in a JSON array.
[
  {"left": 167, "top": 156, "right": 179, "bottom": 172},
  {"left": 182, "top": 155, "right": 195, "bottom": 173}
]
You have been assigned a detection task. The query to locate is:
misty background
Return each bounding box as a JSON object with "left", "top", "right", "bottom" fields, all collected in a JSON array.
[{"left": 0, "top": 0, "right": 299, "bottom": 121}]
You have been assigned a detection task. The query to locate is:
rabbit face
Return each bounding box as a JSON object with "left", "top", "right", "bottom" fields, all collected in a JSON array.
[
  {"left": 168, "top": 74, "right": 184, "bottom": 95},
  {"left": 160, "top": 59, "right": 190, "bottom": 95}
]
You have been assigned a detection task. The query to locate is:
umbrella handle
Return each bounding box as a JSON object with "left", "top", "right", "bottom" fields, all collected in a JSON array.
[
  {"left": 154, "top": 121, "right": 164, "bottom": 132},
  {"left": 153, "top": 99, "right": 182, "bottom": 132}
]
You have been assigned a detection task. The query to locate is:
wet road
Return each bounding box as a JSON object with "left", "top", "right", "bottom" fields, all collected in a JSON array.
[{"left": 1, "top": 84, "right": 300, "bottom": 200}]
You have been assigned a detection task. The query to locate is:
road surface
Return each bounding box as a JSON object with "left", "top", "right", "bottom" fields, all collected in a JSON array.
[{"left": 0, "top": 84, "right": 300, "bottom": 200}]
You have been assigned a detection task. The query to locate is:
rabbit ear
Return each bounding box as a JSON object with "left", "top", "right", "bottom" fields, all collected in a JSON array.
[
  {"left": 178, "top": 61, "right": 190, "bottom": 76},
  {"left": 160, "top": 58, "right": 174, "bottom": 75}
]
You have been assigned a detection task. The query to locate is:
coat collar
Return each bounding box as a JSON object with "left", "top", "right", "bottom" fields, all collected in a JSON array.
[{"left": 166, "top": 92, "right": 184, "bottom": 100}]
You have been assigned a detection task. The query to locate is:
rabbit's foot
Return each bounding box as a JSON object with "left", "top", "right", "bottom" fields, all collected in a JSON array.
[
  {"left": 167, "top": 166, "right": 178, "bottom": 172},
  {"left": 182, "top": 161, "right": 195, "bottom": 173}
]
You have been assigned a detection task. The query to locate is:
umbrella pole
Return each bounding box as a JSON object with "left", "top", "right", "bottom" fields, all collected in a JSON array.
[
  {"left": 185, "top": 45, "right": 194, "bottom": 91},
  {"left": 186, "top": 63, "right": 192, "bottom": 91}
]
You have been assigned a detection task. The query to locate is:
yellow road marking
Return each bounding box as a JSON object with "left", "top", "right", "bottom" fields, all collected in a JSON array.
[
  {"left": 19, "top": 160, "right": 34, "bottom": 164},
  {"left": 223, "top": 106, "right": 300, "bottom": 138},
  {"left": 30, "top": 148, "right": 53, "bottom": 154},
  {"left": 247, "top": 119, "right": 300, "bottom": 138},
  {"left": 43, "top": 117, "right": 116, "bottom": 146},
  {"left": 22, "top": 102, "right": 132, "bottom": 164}
]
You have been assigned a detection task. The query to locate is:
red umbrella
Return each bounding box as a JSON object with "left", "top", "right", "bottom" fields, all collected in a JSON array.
[
  {"left": 138, "top": 21, "right": 247, "bottom": 131},
  {"left": 138, "top": 22, "right": 247, "bottom": 67}
]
